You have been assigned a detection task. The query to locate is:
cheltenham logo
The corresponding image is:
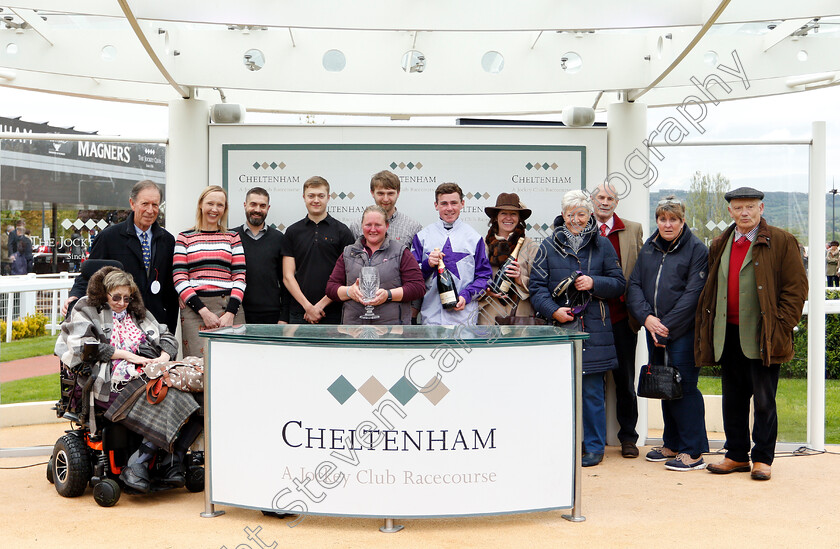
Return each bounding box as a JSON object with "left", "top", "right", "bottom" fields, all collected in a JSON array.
[
  {"left": 525, "top": 162, "right": 560, "bottom": 170},
  {"left": 328, "top": 374, "right": 449, "bottom": 406},
  {"left": 389, "top": 161, "right": 423, "bottom": 170},
  {"left": 330, "top": 191, "right": 355, "bottom": 200},
  {"left": 252, "top": 161, "right": 287, "bottom": 170},
  {"left": 464, "top": 191, "right": 491, "bottom": 200}
]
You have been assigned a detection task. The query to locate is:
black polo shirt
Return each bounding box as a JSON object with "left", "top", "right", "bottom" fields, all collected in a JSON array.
[{"left": 283, "top": 214, "right": 354, "bottom": 318}]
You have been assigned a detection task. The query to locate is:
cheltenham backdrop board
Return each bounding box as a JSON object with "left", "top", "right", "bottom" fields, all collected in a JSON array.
[{"left": 209, "top": 125, "right": 607, "bottom": 242}]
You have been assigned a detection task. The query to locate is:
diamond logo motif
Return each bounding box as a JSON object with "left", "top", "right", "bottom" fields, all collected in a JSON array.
[
  {"left": 327, "top": 375, "right": 356, "bottom": 404},
  {"left": 261, "top": 162, "right": 269, "bottom": 169},
  {"left": 717, "top": 221, "right": 729, "bottom": 230},
  {"left": 73, "top": 220, "right": 84, "bottom": 229},
  {"left": 61, "top": 219, "right": 73, "bottom": 230},
  {"left": 421, "top": 376, "right": 450, "bottom": 405},
  {"left": 277, "top": 224, "right": 286, "bottom": 231},
  {"left": 331, "top": 192, "right": 338, "bottom": 199},
  {"left": 270, "top": 162, "right": 277, "bottom": 169},
  {"left": 407, "top": 162, "right": 415, "bottom": 169},
  {"left": 278, "top": 162, "right": 286, "bottom": 169},
  {"left": 339, "top": 192, "right": 347, "bottom": 199},
  {"left": 389, "top": 376, "right": 418, "bottom": 406},
  {"left": 399, "top": 162, "right": 406, "bottom": 169},
  {"left": 483, "top": 192, "right": 490, "bottom": 199},
  {"left": 96, "top": 220, "right": 109, "bottom": 230},
  {"left": 466, "top": 193, "right": 474, "bottom": 199},
  {"left": 358, "top": 376, "right": 388, "bottom": 405},
  {"left": 253, "top": 162, "right": 261, "bottom": 169},
  {"left": 84, "top": 220, "right": 96, "bottom": 229},
  {"left": 525, "top": 162, "right": 534, "bottom": 170},
  {"left": 551, "top": 163, "right": 558, "bottom": 170},
  {"left": 347, "top": 192, "right": 355, "bottom": 199},
  {"left": 415, "top": 162, "right": 423, "bottom": 169},
  {"left": 542, "top": 163, "right": 550, "bottom": 170},
  {"left": 390, "top": 162, "right": 398, "bottom": 169},
  {"left": 705, "top": 220, "right": 716, "bottom": 231}
]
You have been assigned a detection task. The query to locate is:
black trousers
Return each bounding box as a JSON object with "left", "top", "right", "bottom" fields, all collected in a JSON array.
[
  {"left": 610, "top": 317, "right": 639, "bottom": 443},
  {"left": 289, "top": 309, "right": 342, "bottom": 325},
  {"left": 720, "top": 323, "right": 780, "bottom": 465},
  {"left": 244, "top": 310, "right": 282, "bottom": 324}
]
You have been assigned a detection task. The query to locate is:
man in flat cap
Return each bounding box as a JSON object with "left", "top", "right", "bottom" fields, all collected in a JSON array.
[{"left": 695, "top": 187, "right": 807, "bottom": 480}]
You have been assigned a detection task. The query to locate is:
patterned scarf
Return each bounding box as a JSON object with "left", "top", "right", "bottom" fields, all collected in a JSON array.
[
  {"left": 485, "top": 225, "right": 526, "bottom": 267},
  {"left": 110, "top": 310, "right": 146, "bottom": 391}
]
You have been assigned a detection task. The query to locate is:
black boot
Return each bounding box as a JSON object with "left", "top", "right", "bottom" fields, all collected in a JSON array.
[
  {"left": 120, "top": 463, "right": 151, "bottom": 493},
  {"left": 162, "top": 453, "right": 186, "bottom": 488}
]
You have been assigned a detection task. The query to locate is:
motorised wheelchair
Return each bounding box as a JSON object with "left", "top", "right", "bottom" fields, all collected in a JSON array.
[{"left": 48, "top": 351, "right": 205, "bottom": 507}]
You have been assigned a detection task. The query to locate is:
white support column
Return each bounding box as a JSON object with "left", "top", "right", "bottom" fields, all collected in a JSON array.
[
  {"left": 807, "top": 121, "right": 826, "bottom": 451},
  {"left": 167, "top": 96, "right": 210, "bottom": 235},
  {"left": 605, "top": 99, "right": 650, "bottom": 447}
]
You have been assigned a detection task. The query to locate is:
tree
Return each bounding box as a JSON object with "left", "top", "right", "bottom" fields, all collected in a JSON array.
[{"left": 685, "top": 171, "right": 731, "bottom": 246}]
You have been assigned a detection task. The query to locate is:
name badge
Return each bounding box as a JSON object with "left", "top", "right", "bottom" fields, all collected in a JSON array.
[{"left": 150, "top": 280, "right": 161, "bottom": 294}]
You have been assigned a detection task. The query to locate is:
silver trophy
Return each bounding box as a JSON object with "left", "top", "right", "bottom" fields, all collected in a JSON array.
[{"left": 359, "top": 266, "right": 381, "bottom": 320}]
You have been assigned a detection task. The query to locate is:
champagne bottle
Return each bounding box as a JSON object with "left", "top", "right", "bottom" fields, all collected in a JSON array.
[
  {"left": 489, "top": 237, "right": 524, "bottom": 294},
  {"left": 435, "top": 248, "right": 458, "bottom": 309}
]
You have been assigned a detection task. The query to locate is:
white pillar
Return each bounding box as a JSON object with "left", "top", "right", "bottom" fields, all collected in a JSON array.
[
  {"left": 166, "top": 96, "right": 209, "bottom": 235},
  {"left": 807, "top": 121, "right": 826, "bottom": 451},
  {"left": 604, "top": 99, "right": 650, "bottom": 447}
]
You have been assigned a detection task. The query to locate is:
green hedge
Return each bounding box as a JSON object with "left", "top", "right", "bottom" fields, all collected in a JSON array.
[{"left": 700, "top": 290, "right": 840, "bottom": 379}]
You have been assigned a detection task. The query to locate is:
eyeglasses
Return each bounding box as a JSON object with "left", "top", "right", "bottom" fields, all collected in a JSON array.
[
  {"left": 108, "top": 293, "right": 132, "bottom": 304},
  {"left": 657, "top": 197, "right": 683, "bottom": 206}
]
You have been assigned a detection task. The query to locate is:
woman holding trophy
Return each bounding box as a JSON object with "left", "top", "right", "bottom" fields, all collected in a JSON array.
[{"left": 326, "top": 205, "right": 425, "bottom": 325}]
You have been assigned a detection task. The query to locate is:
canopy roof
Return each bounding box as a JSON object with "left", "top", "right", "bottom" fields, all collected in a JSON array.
[{"left": 0, "top": 1, "right": 838, "bottom": 116}]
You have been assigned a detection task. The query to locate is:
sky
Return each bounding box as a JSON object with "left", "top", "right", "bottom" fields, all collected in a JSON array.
[{"left": 0, "top": 84, "right": 838, "bottom": 194}]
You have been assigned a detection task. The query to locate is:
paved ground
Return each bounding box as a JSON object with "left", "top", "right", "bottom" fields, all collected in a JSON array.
[
  {"left": 1, "top": 422, "right": 839, "bottom": 548},
  {"left": 0, "top": 355, "right": 59, "bottom": 383}
]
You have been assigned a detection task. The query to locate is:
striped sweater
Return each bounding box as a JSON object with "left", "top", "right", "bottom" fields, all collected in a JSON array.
[{"left": 173, "top": 230, "right": 246, "bottom": 313}]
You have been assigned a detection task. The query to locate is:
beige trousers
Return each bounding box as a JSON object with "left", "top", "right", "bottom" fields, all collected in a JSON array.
[{"left": 180, "top": 295, "right": 245, "bottom": 359}]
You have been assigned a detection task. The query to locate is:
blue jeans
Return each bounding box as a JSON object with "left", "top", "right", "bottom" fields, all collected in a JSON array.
[
  {"left": 647, "top": 332, "right": 709, "bottom": 457},
  {"left": 582, "top": 373, "right": 607, "bottom": 455}
]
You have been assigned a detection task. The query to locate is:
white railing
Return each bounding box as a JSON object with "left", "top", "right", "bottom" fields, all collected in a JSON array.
[{"left": 0, "top": 273, "right": 77, "bottom": 341}]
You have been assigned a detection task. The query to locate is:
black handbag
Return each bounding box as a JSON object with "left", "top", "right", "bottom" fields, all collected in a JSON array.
[
  {"left": 136, "top": 340, "right": 162, "bottom": 359},
  {"left": 637, "top": 348, "right": 683, "bottom": 400}
]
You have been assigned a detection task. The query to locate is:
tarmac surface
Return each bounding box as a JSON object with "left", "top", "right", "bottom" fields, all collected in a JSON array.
[
  {"left": 2, "top": 421, "right": 839, "bottom": 548},
  {"left": 0, "top": 354, "right": 58, "bottom": 383}
]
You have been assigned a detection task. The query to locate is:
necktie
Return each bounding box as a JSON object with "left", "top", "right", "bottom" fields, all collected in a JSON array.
[
  {"left": 141, "top": 231, "right": 151, "bottom": 271},
  {"left": 737, "top": 235, "right": 747, "bottom": 245},
  {"left": 600, "top": 224, "right": 608, "bottom": 237}
]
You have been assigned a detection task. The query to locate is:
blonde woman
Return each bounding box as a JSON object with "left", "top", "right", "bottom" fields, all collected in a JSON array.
[{"left": 173, "top": 186, "right": 246, "bottom": 357}]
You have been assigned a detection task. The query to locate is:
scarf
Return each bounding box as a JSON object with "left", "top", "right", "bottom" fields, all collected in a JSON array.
[
  {"left": 562, "top": 227, "right": 585, "bottom": 254},
  {"left": 109, "top": 310, "right": 146, "bottom": 391},
  {"left": 485, "top": 225, "right": 526, "bottom": 267}
]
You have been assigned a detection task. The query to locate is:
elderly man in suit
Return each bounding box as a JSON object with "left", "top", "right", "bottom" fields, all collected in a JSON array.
[
  {"left": 697, "top": 187, "right": 807, "bottom": 481},
  {"left": 62, "top": 180, "right": 178, "bottom": 332},
  {"left": 591, "top": 182, "right": 644, "bottom": 458}
]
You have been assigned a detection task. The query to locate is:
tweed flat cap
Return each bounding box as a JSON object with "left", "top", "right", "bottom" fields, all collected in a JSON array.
[{"left": 724, "top": 187, "right": 764, "bottom": 202}]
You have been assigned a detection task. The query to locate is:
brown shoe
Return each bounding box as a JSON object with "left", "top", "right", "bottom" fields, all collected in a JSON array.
[
  {"left": 621, "top": 441, "right": 639, "bottom": 458},
  {"left": 751, "top": 462, "right": 771, "bottom": 480},
  {"left": 707, "top": 458, "right": 751, "bottom": 474}
]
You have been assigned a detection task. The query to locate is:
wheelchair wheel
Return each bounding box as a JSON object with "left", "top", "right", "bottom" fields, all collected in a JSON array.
[
  {"left": 52, "top": 434, "right": 91, "bottom": 497},
  {"left": 46, "top": 456, "right": 55, "bottom": 484},
  {"left": 93, "top": 478, "right": 121, "bottom": 507},
  {"left": 184, "top": 465, "right": 205, "bottom": 493}
]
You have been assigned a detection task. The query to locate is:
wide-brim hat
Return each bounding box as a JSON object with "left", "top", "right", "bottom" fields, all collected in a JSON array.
[{"left": 485, "top": 192, "right": 532, "bottom": 220}]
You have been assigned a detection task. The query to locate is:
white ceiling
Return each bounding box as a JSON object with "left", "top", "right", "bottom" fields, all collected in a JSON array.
[{"left": 0, "top": 1, "right": 838, "bottom": 116}]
